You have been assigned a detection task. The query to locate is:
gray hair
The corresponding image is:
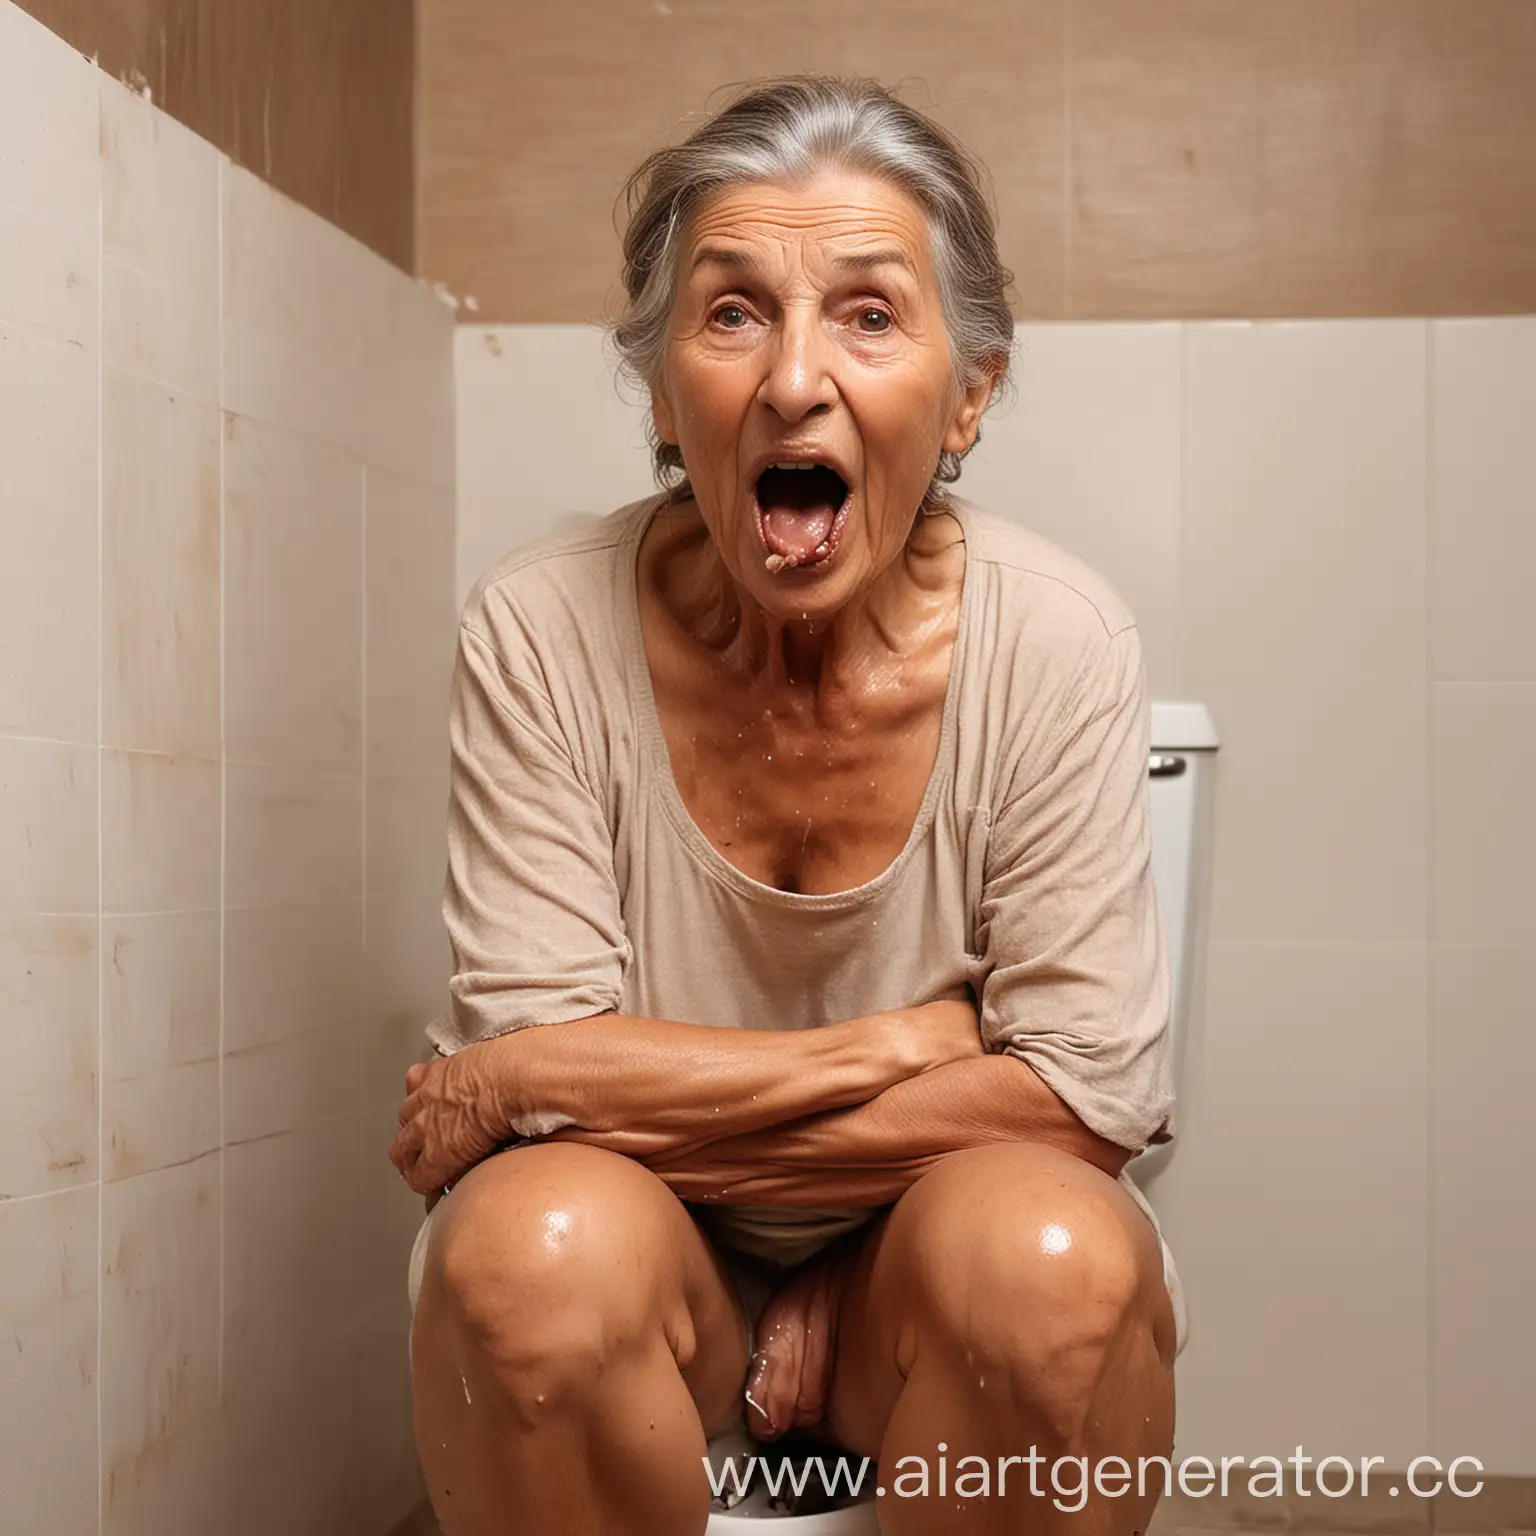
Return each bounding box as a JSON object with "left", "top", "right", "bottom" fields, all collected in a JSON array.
[{"left": 612, "top": 76, "right": 1015, "bottom": 504}]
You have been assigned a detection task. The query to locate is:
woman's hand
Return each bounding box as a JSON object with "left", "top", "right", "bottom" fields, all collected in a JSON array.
[{"left": 388, "top": 1044, "right": 511, "bottom": 1195}]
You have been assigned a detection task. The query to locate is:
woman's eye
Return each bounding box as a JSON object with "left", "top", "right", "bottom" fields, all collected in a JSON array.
[
  {"left": 856, "top": 307, "right": 893, "bottom": 333},
  {"left": 712, "top": 304, "right": 749, "bottom": 328}
]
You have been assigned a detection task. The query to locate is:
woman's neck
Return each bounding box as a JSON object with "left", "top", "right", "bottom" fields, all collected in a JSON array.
[{"left": 642, "top": 498, "right": 965, "bottom": 706}]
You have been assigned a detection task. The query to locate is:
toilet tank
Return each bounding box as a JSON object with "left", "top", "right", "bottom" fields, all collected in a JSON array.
[{"left": 1137, "top": 702, "right": 1219, "bottom": 1173}]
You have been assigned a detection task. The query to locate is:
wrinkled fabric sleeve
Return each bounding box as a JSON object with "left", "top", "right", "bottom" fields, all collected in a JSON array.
[
  {"left": 429, "top": 619, "right": 630, "bottom": 1055},
  {"left": 977, "top": 624, "right": 1173, "bottom": 1152}
]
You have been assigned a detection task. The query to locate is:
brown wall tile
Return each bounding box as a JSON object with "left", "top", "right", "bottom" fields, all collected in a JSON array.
[
  {"left": 418, "top": 0, "right": 1067, "bottom": 321},
  {"left": 1069, "top": 0, "right": 1536, "bottom": 318},
  {"left": 338, "top": 0, "right": 416, "bottom": 269},
  {"left": 1068, "top": 0, "right": 1266, "bottom": 316},
  {"left": 14, "top": 0, "right": 415, "bottom": 271},
  {"left": 420, "top": 0, "right": 1536, "bottom": 321}
]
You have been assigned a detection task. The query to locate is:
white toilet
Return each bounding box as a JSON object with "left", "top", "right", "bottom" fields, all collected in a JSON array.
[{"left": 703, "top": 702, "right": 1219, "bottom": 1534}]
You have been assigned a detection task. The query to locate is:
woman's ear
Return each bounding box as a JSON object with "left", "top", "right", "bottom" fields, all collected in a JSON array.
[
  {"left": 651, "top": 383, "right": 678, "bottom": 446},
  {"left": 942, "top": 364, "right": 1002, "bottom": 457}
]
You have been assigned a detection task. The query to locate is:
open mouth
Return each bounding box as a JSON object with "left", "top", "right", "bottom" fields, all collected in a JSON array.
[{"left": 753, "top": 462, "right": 852, "bottom": 574}]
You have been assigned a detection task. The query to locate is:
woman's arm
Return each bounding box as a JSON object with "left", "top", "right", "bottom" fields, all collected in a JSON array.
[
  {"left": 389, "top": 998, "right": 981, "bottom": 1195},
  {"left": 608, "top": 1054, "right": 1131, "bottom": 1207}
]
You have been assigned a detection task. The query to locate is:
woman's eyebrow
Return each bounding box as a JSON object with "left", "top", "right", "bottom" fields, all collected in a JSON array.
[
  {"left": 830, "top": 249, "right": 918, "bottom": 279},
  {"left": 690, "top": 245, "right": 757, "bottom": 275},
  {"left": 688, "top": 246, "right": 918, "bottom": 280}
]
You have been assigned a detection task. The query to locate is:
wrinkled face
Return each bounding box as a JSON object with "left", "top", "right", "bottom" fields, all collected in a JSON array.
[{"left": 650, "top": 170, "right": 994, "bottom": 619}]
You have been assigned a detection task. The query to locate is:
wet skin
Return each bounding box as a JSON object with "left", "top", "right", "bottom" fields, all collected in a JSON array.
[{"left": 397, "top": 171, "right": 1175, "bottom": 1534}]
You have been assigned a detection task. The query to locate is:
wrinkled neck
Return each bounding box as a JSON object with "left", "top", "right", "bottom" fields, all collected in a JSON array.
[{"left": 647, "top": 502, "right": 964, "bottom": 707}]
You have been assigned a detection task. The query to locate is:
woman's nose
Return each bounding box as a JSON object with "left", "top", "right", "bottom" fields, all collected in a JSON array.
[{"left": 755, "top": 316, "right": 837, "bottom": 423}]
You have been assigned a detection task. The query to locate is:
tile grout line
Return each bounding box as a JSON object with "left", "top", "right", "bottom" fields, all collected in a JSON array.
[
  {"left": 94, "top": 70, "right": 105, "bottom": 1536},
  {"left": 1061, "top": 0, "right": 1074, "bottom": 317},
  {"left": 361, "top": 457, "right": 369, "bottom": 1117},
  {"left": 217, "top": 148, "right": 228, "bottom": 1422},
  {"left": 1172, "top": 317, "right": 1186, "bottom": 698},
  {"left": 1422, "top": 318, "right": 1436, "bottom": 1483}
]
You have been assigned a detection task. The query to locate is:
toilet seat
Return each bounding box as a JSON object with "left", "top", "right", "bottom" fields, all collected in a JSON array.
[
  {"left": 707, "top": 1506, "right": 878, "bottom": 1533},
  {"left": 703, "top": 1432, "right": 879, "bottom": 1534}
]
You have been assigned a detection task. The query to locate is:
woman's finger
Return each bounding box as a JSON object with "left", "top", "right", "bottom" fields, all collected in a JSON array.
[
  {"left": 405, "top": 1061, "right": 429, "bottom": 1095},
  {"left": 389, "top": 1115, "right": 425, "bottom": 1177},
  {"left": 396, "top": 1088, "right": 422, "bottom": 1127}
]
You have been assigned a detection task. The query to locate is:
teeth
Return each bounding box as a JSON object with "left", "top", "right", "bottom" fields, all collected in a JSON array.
[{"left": 770, "top": 461, "right": 819, "bottom": 471}]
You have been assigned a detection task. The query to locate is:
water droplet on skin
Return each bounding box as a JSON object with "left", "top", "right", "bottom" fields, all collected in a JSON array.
[{"left": 1040, "top": 1223, "right": 1072, "bottom": 1255}]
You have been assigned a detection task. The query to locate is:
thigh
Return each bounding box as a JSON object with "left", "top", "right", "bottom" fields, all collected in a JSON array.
[
  {"left": 412, "top": 1142, "right": 752, "bottom": 1434},
  {"left": 825, "top": 1143, "right": 1174, "bottom": 1454}
]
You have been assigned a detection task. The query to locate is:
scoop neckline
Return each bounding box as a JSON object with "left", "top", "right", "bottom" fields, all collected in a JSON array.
[{"left": 618, "top": 494, "right": 974, "bottom": 911}]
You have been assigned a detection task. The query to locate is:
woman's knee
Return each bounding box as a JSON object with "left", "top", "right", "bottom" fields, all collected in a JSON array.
[
  {"left": 885, "top": 1144, "right": 1170, "bottom": 1429},
  {"left": 423, "top": 1143, "right": 691, "bottom": 1414}
]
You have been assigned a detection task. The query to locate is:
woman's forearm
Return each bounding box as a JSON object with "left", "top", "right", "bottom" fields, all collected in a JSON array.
[
  {"left": 620, "top": 1054, "right": 1130, "bottom": 1206},
  {"left": 479, "top": 1000, "right": 980, "bottom": 1157}
]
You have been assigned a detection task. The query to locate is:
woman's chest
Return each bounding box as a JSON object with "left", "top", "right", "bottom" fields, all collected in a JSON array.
[{"left": 655, "top": 677, "right": 948, "bottom": 895}]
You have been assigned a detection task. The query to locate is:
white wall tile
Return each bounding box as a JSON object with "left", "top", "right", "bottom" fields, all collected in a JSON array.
[
  {"left": 101, "top": 1154, "right": 221, "bottom": 1470},
  {"left": 104, "top": 1410, "right": 225, "bottom": 1536},
  {"left": 1429, "top": 945, "right": 1536, "bottom": 1471},
  {"left": 357, "top": 1106, "right": 427, "bottom": 1315},
  {"left": 365, "top": 887, "right": 449, "bottom": 1109},
  {"left": 0, "top": 1183, "right": 99, "bottom": 1536},
  {"left": 0, "top": 200, "right": 98, "bottom": 349},
  {"left": 1200, "top": 674, "right": 1428, "bottom": 943},
  {"left": 102, "top": 910, "right": 220, "bottom": 1181},
  {"left": 367, "top": 468, "right": 457, "bottom": 777},
  {"left": 102, "top": 369, "right": 221, "bottom": 757},
  {"left": 1431, "top": 683, "right": 1536, "bottom": 948},
  {"left": 362, "top": 262, "right": 456, "bottom": 489},
  {"left": 101, "top": 80, "right": 219, "bottom": 402},
  {"left": 223, "top": 1117, "right": 363, "bottom": 1403},
  {"left": 225, "top": 413, "right": 363, "bottom": 769},
  {"left": 0, "top": 0, "right": 100, "bottom": 241},
  {"left": 961, "top": 322, "right": 1184, "bottom": 695},
  {"left": 0, "top": 324, "right": 99, "bottom": 743},
  {"left": 1432, "top": 319, "right": 1536, "bottom": 685},
  {"left": 102, "top": 749, "right": 221, "bottom": 914},
  {"left": 356, "top": 1298, "right": 425, "bottom": 1535},
  {"left": 0, "top": 26, "right": 460, "bottom": 1532},
  {"left": 455, "top": 324, "right": 654, "bottom": 605},
  {"left": 224, "top": 903, "right": 363, "bottom": 1144},
  {"left": 1180, "top": 320, "right": 1428, "bottom": 688},
  {"left": 221, "top": 162, "right": 369, "bottom": 454},
  {"left": 365, "top": 773, "right": 450, "bottom": 1104},
  {"left": 1153, "top": 941, "right": 1429, "bottom": 1466},
  {"left": 0, "top": 736, "right": 97, "bottom": 912},
  {"left": 0, "top": 914, "right": 97, "bottom": 1197},
  {"left": 1179, "top": 322, "right": 1430, "bottom": 944},
  {"left": 367, "top": 773, "right": 448, "bottom": 910},
  {"left": 221, "top": 1329, "right": 363, "bottom": 1536},
  {"left": 224, "top": 156, "right": 453, "bottom": 487},
  {"left": 224, "top": 763, "right": 362, "bottom": 910}
]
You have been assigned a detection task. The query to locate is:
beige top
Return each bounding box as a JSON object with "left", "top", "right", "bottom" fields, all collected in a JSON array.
[{"left": 432, "top": 495, "right": 1179, "bottom": 1328}]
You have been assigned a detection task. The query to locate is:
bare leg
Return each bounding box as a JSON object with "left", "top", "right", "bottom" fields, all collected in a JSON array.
[
  {"left": 828, "top": 1143, "right": 1176, "bottom": 1536},
  {"left": 411, "top": 1143, "right": 749, "bottom": 1536}
]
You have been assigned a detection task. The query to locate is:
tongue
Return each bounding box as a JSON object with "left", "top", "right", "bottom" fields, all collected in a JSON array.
[{"left": 762, "top": 504, "right": 836, "bottom": 561}]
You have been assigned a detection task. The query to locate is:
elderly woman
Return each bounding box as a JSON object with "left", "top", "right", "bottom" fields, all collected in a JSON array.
[{"left": 390, "top": 76, "right": 1181, "bottom": 1536}]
